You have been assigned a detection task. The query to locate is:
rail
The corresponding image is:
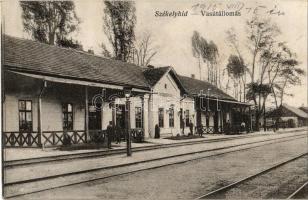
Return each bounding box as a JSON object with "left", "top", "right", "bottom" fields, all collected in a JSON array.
[{"left": 195, "top": 152, "right": 308, "bottom": 199}]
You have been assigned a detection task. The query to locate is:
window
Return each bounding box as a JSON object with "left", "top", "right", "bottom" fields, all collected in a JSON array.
[
  {"left": 169, "top": 107, "right": 174, "bottom": 127},
  {"left": 185, "top": 110, "right": 190, "bottom": 126},
  {"left": 19, "top": 100, "right": 33, "bottom": 132},
  {"left": 135, "top": 107, "right": 143, "bottom": 128},
  {"left": 164, "top": 84, "right": 167, "bottom": 89},
  {"left": 158, "top": 108, "right": 164, "bottom": 127},
  {"left": 63, "top": 103, "right": 73, "bottom": 130}
]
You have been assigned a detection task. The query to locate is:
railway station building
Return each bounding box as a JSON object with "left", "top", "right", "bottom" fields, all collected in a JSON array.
[
  {"left": 267, "top": 104, "right": 308, "bottom": 128},
  {"left": 2, "top": 35, "right": 252, "bottom": 147}
]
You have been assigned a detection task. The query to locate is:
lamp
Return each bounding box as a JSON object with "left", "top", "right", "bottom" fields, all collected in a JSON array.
[
  {"left": 124, "top": 87, "right": 132, "bottom": 100},
  {"left": 123, "top": 86, "right": 132, "bottom": 156}
]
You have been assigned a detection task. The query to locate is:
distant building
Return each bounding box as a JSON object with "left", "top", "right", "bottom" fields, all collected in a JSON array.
[
  {"left": 267, "top": 104, "right": 308, "bottom": 128},
  {"left": 299, "top": 106, "right": 308, "bottom": 114}
]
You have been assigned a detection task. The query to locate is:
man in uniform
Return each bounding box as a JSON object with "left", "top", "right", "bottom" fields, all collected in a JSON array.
[
  {"left": 106, "top": 121, "right": 113, "bottom": 149},
  {"left": 189, "top": 120, "right": 194, "bottom": 135}
]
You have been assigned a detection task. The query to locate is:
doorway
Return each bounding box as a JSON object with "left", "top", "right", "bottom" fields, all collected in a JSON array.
[
  {"left": 88, "top": 104, "right": 101, "bottom": 130},
  {"left": 116, "top": 104, "right": 126, "bottom": 129}
]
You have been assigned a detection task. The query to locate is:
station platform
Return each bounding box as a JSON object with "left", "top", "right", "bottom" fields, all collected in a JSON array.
[{"left": 3, "top": 127, "right": 307, "bottom": 161}]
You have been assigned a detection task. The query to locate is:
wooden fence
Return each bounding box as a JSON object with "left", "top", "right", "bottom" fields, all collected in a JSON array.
[
  {"left": 3, "top": 131, "right": 41, "bottom": 147},
  {"left": 3, "top": 128, "right": 145, "bottom": 148},
  {"left": 42, "top": 130, "right": 87, "bottom": 147},
  {"left": 196, "top": 126, "right": 223, "bottom": 135}
]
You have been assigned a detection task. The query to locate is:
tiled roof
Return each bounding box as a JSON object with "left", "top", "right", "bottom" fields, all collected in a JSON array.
[
  {"left": 282, "top": 104, "right": 308, "bottom": 119},
  {"left": 299, "top": 107, "right": 308, "bottom": 114},
  {"left": 178, "top": 75, "right": 235, "bottom": 101},
  {"left": 143, "top": 66, "right": 171, "bottom": 86},
  {"left": 143, "top": 66, "right": 187, "bottom": 94},
  {"left": 3, "top": 35, "right": 150, "bottom": 90}
]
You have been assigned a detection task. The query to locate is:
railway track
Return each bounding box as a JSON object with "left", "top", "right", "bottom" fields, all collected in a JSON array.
[
  {"left": 195, "top": 152, "right": 308, "bottom": 199},
  {"left": 4, "top": 133, "right": 307, "bottom": 198},
  {"left": 5, "top": 130, "right": 307, "bottom": 168},
  {"left": 287, "top": 181, "right": 308, "bottom": 199},
  {"left": 5, "top": 134, "right": 257, "bottom": 168}
]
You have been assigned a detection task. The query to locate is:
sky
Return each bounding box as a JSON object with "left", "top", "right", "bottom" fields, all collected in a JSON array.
[{"left": 1, "top": 0, "right": 307, "bottom": 107}]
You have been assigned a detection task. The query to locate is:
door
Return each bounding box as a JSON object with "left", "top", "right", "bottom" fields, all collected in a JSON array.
[
  {"left": 88, "top": 104, "right": 101, "bottom": 130},
  {"left": 116, "top": 105, "right": 126, "bottom": 129}
]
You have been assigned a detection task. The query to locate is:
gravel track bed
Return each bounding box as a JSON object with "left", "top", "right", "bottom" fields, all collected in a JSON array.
[
  {"left": 291, "top": 182, "right": 308, "bottom": 199},
  {"left": 10, "top": 136, "right": 307, "bottom": 200},
  {"left": 206, "top": 155, "right": 308, "bottom": 199}
]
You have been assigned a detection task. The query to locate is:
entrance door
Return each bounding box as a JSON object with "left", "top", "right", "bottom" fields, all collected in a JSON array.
[
  {"left": 116, "top": 105, "right": 126, "bottom": 129},
  {"left": 88, "top": 104, "right": 101, "bottom": 130}
]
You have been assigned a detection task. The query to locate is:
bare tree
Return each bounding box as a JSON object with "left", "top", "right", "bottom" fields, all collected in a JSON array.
[
  {"left": 191, "top": 31, "right": 219, "bottom": 84},
  {"left": 191, "top": 31, "right": 203, "bottom": 80},
  {"left": 132, "top": 32, "right": 158, "bottom": 67},
  {"left": 204, "top": 40, "right": 219, "bottom": 85}
]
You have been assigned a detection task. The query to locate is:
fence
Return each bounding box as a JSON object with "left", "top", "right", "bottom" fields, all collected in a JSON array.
[
  {"left": 196, "top": 124, "right": 253, "bottom": 135},
  {"left": 3, "top": 128, "right": 145, "bottom": 148},
  {"left": 42, "top": 130, "right": 87, "bottom": 147},
  {"left": 3, "top": 131, "right": 41, "bottom": 147},
  {"left": 196, "top": 126, "right": 223, "bottom": 135}
]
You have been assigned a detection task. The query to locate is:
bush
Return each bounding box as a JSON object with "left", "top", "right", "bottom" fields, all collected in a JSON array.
[{"left": 90, "top": 131, "right": 105, "bottom": 143}]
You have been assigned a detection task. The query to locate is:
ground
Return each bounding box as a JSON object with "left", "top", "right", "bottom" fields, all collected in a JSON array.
[{"left": 8, "top": 130, "right": 307, "bottom": 200}]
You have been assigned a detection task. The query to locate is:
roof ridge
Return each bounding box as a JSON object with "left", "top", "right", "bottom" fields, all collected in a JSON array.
[
  {"left": 4, "top": 34, "right": 94, "bottom": 56},
  {"left": 282, "top": 103, "right": 308, "bottom": 118},
  {"left": 3, "top": 34, "right": 144, "bottom": 69},
  {"left": 4, "top": 34, "right": 151, "bottom": 89},
  {"left": 179, "top": 74, "right": 229, "bottom": 93},
  {"left": 178, "top": 75, "right": 235, "bottom": 101}
]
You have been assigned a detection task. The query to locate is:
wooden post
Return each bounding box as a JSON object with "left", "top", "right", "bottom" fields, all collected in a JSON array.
[
  {"left": 112, "top": 101, "right": 116, "bottom": 127},
  {"left": 141, "top": 95, "right": 149, "bottom": 138},
  {"left": 249, "top": 106, "right": 252, "bottom": 132},
  {"left": 38, "top": 81, "right": 47, "bottom": 148},
  {"left": 148, "top": 92, "right": 154, "bottom": 138},
  {"left": 85, "top": 86, "right": 89, "bottom": 142},
  {"left": 101, "top": 88, "right": 105, "bottom": 130},
  {"left": 112, "top": 100, "right": 116, "bottom": 143},
  {"left": 38, "top": 96, "right": 42, "bottom": 147}
]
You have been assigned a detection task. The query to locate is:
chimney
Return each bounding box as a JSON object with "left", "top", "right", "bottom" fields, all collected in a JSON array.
[
  {"left": 87, "top": 49, "right": 94, "bottom": 54},
  {"left": 191, "top": 74, "right": 195, "bottom": 79}
]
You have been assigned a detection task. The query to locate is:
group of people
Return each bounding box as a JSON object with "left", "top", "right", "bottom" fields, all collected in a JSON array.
[{"left": 106, "top": 121, "right": 122, "bottom": 149}]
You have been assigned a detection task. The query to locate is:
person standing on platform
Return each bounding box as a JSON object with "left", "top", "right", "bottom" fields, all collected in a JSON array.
[
  {"left": 155, "top": 124, "right": 160, "bottom": 138},
  {"left": 226, "top": 120, "right": 231, "bottom": 134},
  {"left": 106, "top": 121, "right": 113, "bottom": 149},
  {"left": 189, "top": 120, "right": 194, "bottom": 135}
]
